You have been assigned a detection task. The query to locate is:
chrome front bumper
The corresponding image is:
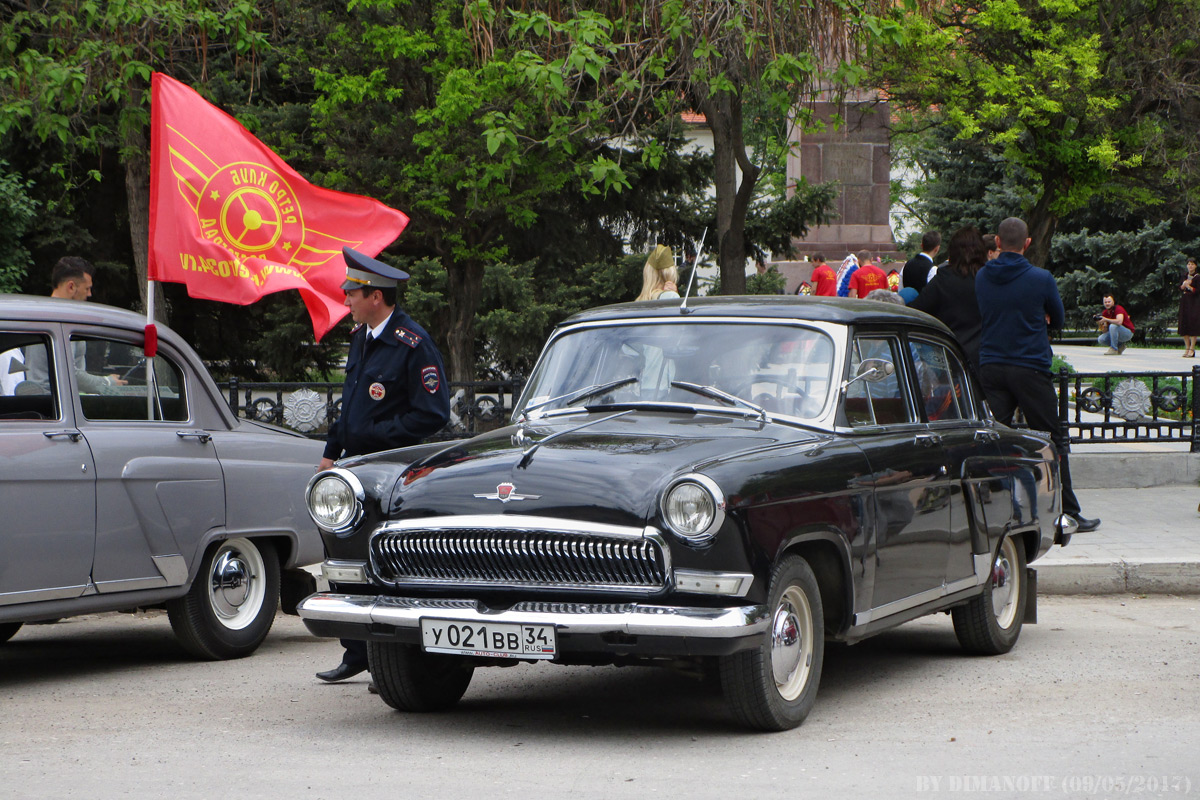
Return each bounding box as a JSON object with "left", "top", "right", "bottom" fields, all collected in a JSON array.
[{"left": 298, "top": 592, "right": 769, "bottom": 643}]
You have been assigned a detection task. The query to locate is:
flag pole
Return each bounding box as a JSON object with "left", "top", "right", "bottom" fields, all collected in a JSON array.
[{"left": 145, "top": 279, "right": 158, "bottom": 418}]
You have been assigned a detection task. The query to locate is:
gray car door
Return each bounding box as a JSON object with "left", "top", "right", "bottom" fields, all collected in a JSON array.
[
  {"left": 68, "top": 332, "right": 225, "bottom": 593},
  {"left": 0, "top": 328, "right": 97, "bottom": 604}
]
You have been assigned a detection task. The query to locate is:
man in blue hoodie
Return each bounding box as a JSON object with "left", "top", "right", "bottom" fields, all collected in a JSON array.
[{"left": 976, "top": 217, "right": 1100, "bottom": 532}]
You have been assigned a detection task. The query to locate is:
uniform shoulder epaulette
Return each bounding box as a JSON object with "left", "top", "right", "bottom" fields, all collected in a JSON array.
[
  {"left": 350, "top": 322, "right": 365, "bottom": 334},
  {"left": 394, "top": 327, "right": 422, "bottom": 348}
]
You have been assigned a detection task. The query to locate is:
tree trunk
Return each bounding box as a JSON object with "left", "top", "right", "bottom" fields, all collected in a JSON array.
[
  {"left": 700, "top": 89, "right": 760, "bottom": 295},
  {"left": 1024, "top": 188, "right": 1059, "bottom": 270},
  {"left": 443, "top": 257, "right": 485, "bottom": 383},
  {"left": 124, "top": 125, "right": 167, "bottom": 323}
]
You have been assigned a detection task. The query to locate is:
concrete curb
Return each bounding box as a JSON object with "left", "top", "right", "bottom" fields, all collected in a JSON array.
[
  {"left": 1038, "top": 560, "right": 1200, "bottom": 595},
  {"left": 1071, "top": 452, "right": 1200, "bottom": 489}
]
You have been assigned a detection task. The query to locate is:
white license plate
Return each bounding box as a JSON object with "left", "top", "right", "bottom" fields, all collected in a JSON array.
[{"left": 420, "top": 618, "right": 557, "bottom": 660}]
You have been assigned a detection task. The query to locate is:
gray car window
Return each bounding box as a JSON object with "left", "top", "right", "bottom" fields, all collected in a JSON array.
[
  {"left": 0, "top": 333, "right": 58, "bottom": 420},
  {"left": 74, "top": 336, "right": 187, "bottom": 422}
]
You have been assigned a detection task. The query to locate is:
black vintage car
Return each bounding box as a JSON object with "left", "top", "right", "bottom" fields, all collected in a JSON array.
[{"left": 298, "top": 296, "right": 1073, "bottom": 730}]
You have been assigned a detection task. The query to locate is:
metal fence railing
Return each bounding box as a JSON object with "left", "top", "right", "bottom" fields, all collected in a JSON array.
[
  {"left": 217, "top": 378, "right": 524, "bottom": 442},
  {"left": 219, "top": 367, "right": 1200, "bottom": 452},
  {"left": 1056, "top": 366, "right": 1199, "bottom": 452}
]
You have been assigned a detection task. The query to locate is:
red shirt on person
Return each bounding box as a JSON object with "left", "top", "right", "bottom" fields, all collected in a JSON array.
[
  {"left": 1101, "top": 304, "right": 1134, "bottom": 332},
  {"left": 849, "top": 263, "right": 889, "bottom": 298},
  {"left": 810, "top": 262, "right": 837, "bottom": 296}
]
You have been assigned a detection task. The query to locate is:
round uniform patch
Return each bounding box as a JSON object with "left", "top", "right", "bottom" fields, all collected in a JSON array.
[
  {"left": 368, "top": 382, "right": 386, "bottom": 401},
  {"left": 421, "top": 366, "right": 441, "bottom": 394}
]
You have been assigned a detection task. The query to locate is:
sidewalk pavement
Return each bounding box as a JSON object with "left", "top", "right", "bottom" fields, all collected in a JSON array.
[{"left": 1033, "top": 342, "right": 1199, "bottom": 595}]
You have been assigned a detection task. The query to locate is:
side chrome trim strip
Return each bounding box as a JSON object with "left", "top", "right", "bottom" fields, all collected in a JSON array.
[{"left": 854, "top": 546, "right": 997, "bottom": 626}]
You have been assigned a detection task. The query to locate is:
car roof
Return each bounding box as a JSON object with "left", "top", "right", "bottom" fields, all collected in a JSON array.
[
  {"left": 559, "top": 295, "right": 951, "bottom": 333},
  {"left": 0, "top": 293, "right": 155, "bottom": 328}
]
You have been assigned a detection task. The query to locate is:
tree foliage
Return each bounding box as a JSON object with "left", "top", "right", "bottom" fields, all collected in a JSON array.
[
  {"left": 465, "top": 0, "right": 896, "bottom": 294},
  {"left": 874, "top": 0, "right": 1200, "bottom": 268}
]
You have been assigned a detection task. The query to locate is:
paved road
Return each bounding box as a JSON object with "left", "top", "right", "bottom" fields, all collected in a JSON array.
[{"left": 3, "top": 601, "right": 1198, "bottom": 799}]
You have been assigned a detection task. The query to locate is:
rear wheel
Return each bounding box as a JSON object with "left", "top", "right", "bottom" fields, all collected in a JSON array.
[
  {"left": 0, "top": 622, "right": 21, "bottom": 643},
  {"left": 368, "top": 641, "right": 475, "bottom": 712},
  {"left": 952, "top": 536, "right": 1027, "bottom": 655},
  {"left": 167, "top": 537, "right": 280, "bottom": 660},
  {"left": 720, "top": 555, "right": 824, "bottom": 731}
]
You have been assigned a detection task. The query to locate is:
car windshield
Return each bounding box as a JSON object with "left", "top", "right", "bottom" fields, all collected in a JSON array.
[{"left": 520, "top": 321, "right": 836, "bottom": 420}]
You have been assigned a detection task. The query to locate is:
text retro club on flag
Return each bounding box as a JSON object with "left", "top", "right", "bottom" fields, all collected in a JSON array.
[{"left": 147, "top": 72, "right": 409, "bottom": 339}]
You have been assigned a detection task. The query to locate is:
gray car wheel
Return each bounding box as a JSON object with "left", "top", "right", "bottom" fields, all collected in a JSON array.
[
  {"left": 367, "top": 641, "right": 474, "bottom": 712},
  {"left": 952, "top": 535, "right": 1027, "bottom": 655},
  {"left": 167, "top": 537, "right": 280, "bottom": 660},
  {"left": 720, "top": 555, "right": 824, "bottom": 731},
  {"left": 0, "top": 622, "right": 21, "bottom": 644}
]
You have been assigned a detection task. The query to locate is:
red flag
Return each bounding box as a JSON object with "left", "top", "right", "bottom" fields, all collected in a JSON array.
[{"left": 148, "top": 72, "right": 408, "bottom": 340}]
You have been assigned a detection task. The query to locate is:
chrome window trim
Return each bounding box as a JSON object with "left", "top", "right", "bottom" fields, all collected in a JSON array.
[
  {"left": 842, "top": 333, "right": 918, "bottom": 429},
  {"left": 905, "top": 333, "right": 981, "bottom": 424},
  {"left": 69, "top": 334, "right": 194, "bottom": 425},
  {"left": 517, "top": 317, "right": 849, "bottom": 430}
]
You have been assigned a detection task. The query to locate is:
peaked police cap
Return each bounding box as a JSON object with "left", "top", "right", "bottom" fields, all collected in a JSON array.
[{"left": 341, "top": 247, "right": 410, "bottom": 291}]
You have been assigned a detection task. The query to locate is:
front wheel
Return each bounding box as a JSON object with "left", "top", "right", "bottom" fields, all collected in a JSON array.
[
  {"left": 0, "top": 622, "right": 21, "bottom": 644},
  {"left": 368, "top": 641, "right": 474, "bottom": 712},
  {"left": 167, "top": 537, "right": 280, "bottom": 660},
  {"left": 720, "top": 555, "right": 824, "bottom": 731},
  {"left": 952, "top": 536, "right": 1027, "bottom": 655}
]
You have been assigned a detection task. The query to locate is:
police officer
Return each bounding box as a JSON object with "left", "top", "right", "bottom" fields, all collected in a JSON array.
[{"left": 316, "top": 247, "right": 451, "bottom": 684}]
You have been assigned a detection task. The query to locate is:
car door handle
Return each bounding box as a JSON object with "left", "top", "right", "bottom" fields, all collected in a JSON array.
[
  {"left": 914, "top": 433, "right": 942, "bottom": 447},
  {"left": 43, "top": 429, "right": 83, "bottom": 442},
  {"left": 974, "top": 430, "right": 1001, "bottom": 442},
  {"left": 176, "top": 430, "right": 212, "bottom": 444}
]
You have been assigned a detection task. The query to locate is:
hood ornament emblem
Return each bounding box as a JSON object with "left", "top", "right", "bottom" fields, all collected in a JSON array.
[{"left": 474, "top": 482, "right": 541, "bottom": 503}]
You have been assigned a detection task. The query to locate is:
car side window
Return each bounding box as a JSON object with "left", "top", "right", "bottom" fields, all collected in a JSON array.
[
  {"left": 73, "top": 336, "right": 187, "bottom": 422},
  {"left": 908, "top": 339, "right": 969, "bottom": 423},
  {"left": 845, "top": 336, "right": 912, "bottom": 426},
  {"left": 0, "top": 333, "right": 59, "bottom": 420}
]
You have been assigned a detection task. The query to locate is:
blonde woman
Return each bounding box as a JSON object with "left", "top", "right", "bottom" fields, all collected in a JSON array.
[{"left": 635, "top": 245, "right": 680, "bottom": 301}]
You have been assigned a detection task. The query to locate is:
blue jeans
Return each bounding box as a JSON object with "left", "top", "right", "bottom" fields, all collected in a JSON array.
[{"left": 1097, "top": 324, "right": 1133, "bottom": 349}]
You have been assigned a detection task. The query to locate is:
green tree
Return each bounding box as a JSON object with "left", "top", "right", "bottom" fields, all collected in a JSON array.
[
  {"left": 874, "top": 0, "right": 1200, "bottom": 267},
  {"left": 0, "top": 0, "right": 267, "bottom": 312},
  {"left": 0, "top": 160, "right": 38, "bottom": 292},
  {"left": 466, "top": 0, "right": 897, "bottom": 295}
]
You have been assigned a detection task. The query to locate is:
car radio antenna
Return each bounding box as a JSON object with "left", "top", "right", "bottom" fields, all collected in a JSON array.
[{"left": 679, "top": 227, "right": 707, "bottom": 315}]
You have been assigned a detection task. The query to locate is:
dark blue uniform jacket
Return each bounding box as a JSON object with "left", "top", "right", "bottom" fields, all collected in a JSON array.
[{"left": 323, "top": 307, "right": 451, "bottom": 460}]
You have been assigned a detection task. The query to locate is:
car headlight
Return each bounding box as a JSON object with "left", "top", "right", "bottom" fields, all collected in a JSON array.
[
  {"left": 306, "top": 469, "right": 365, "bottom": 535},
  {"left": 661, "top": 474, "right": 726, "bottom": 545}
]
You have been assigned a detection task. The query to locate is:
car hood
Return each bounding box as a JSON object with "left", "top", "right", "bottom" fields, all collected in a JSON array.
[{"left": 387, "top": 410, "right": 822, "bottom": 525}]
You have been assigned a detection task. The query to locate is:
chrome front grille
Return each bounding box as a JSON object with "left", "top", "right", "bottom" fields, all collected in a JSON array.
[{"left": 369, "top": 516, "right": 668, "bottom": 593}]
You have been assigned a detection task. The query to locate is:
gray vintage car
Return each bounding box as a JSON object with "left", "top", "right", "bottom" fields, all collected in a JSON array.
[
  {"left": 0, "top": 295, "right": 323, "bottom": 659},
  {"left": 299, "top": 296, "right": 1075, "bottom": 730}
]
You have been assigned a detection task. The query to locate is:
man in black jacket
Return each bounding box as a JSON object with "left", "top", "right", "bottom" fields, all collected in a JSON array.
[{"left": 902, "top": 231, "right": 941, "bottom": 294}]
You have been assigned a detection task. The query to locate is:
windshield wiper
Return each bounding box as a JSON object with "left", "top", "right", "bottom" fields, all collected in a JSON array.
[
  {"left": 517, "top": 410, "right": 634, "bottom": 468},
  {"left": 670, "top": 380, "right": 768, "bottom": 422},
  {"left": 521, "top": 377, "right": 639, "bottom": 419}
]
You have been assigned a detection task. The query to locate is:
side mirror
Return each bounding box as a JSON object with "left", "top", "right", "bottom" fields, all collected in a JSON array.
[
  {"left": 858, "top": 359, "right": 895, "bottom": 382},
  {"left": 842, "top": 358, "right": 895, "bottom": 391}
]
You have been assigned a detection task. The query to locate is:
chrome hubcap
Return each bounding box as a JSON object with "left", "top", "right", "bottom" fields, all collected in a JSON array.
[
  {"left": 770, "top": 586, "right": 813, "bottom": 700},
  {"left": 205, "top": 539, "right": 267, "bottom": 629},
  {"left": 991, "top": 538, "right": 1019, "bottom": 629},
  {"left": 211, "top": 551, "right": 252, "bottom": 616}
]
